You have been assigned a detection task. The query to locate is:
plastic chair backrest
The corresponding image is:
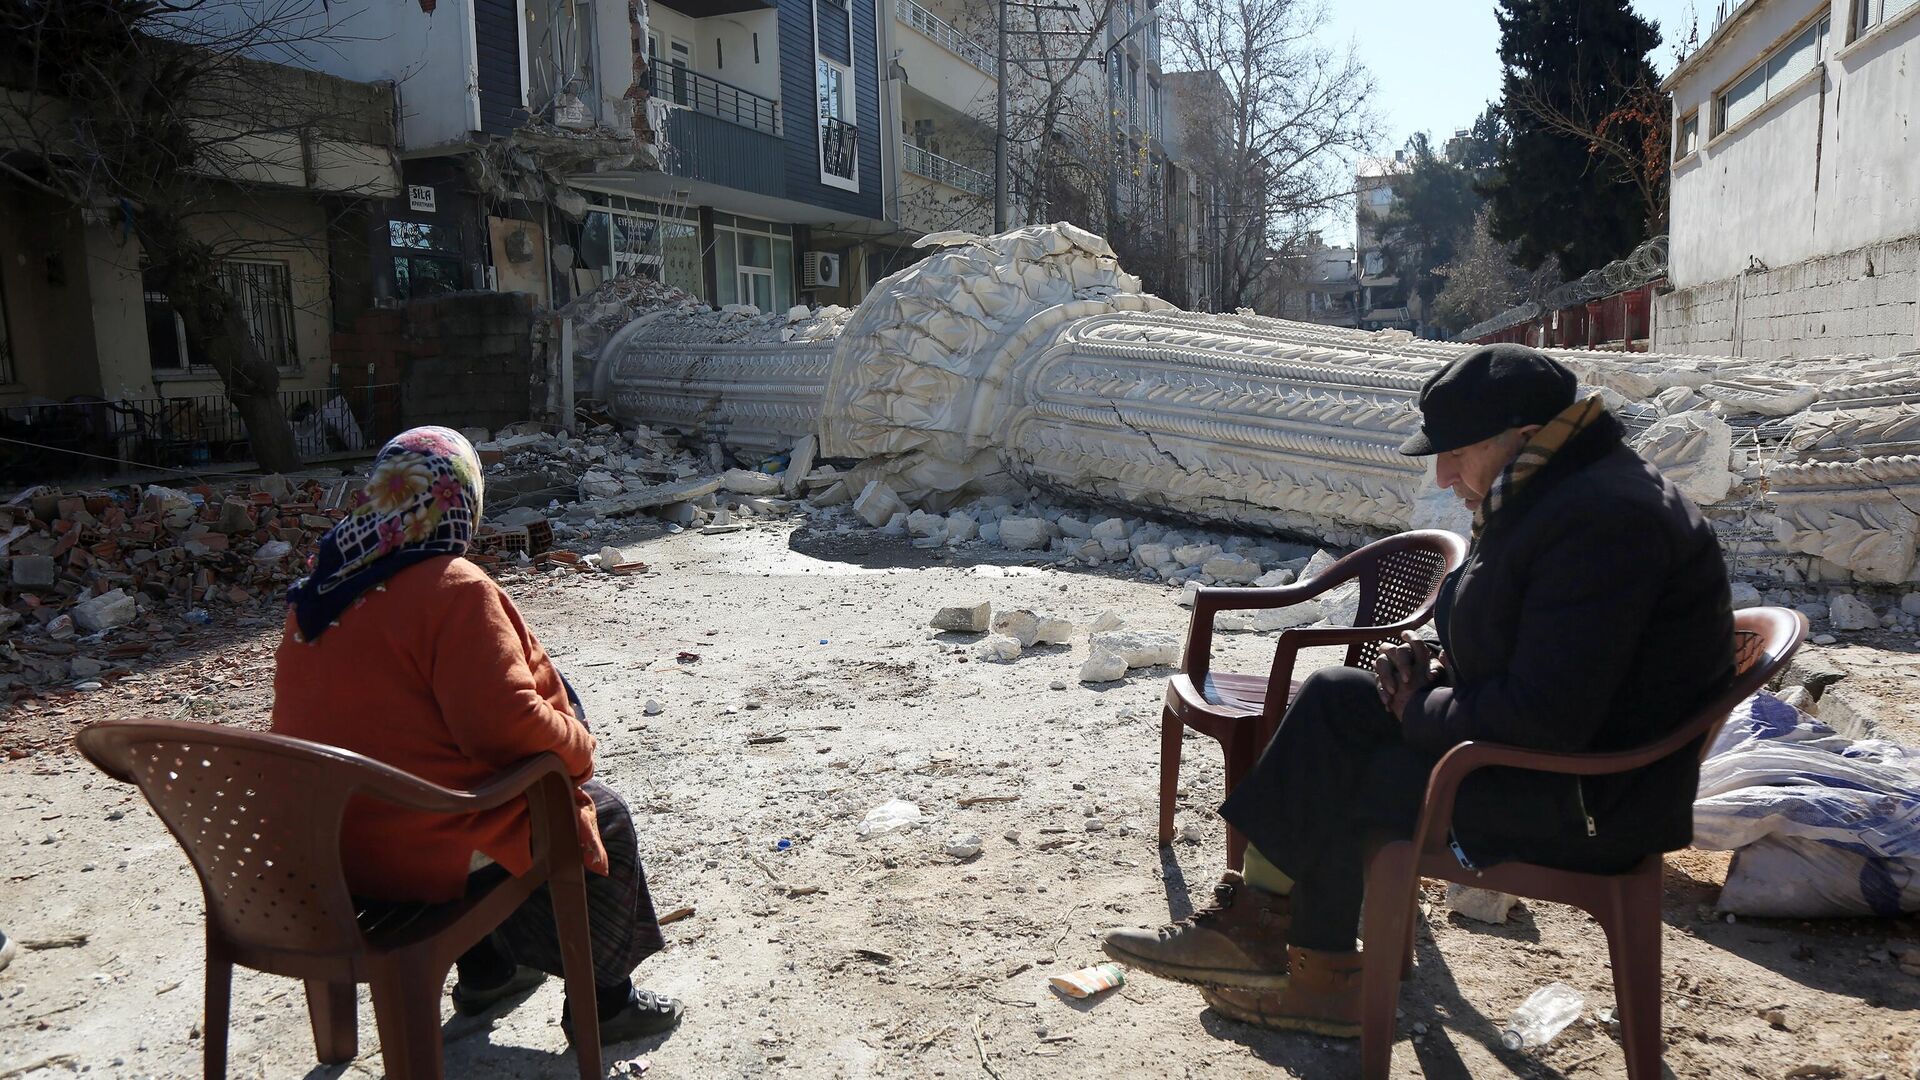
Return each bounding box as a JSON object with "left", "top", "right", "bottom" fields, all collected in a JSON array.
[
  {"left": 1346, "top": 533, "right": 1463, "bottom": 673},
  {"left": 77, "top": 721, "right": 406, "bottom": 958}
]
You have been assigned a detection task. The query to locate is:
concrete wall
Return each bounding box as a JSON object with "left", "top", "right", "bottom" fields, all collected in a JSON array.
[
  {"left": 1654, "top": 234, "right": 1920, "bottom": 359},
  {"left": 331, "top": 292, "right": 537, "bottom": 432},
  {"left": 1666, "top": 0, "right": 1920, "bottom": 287},
  {"left": 0, "top": 191, "right": 108, "bottom": 405},
  {"left": 649, "top": 4, "right": 783, "bottom": 103}
]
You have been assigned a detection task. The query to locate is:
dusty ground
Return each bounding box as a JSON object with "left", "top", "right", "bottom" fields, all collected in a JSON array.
[{"left": 3, "top": 517, "right": 1918, "bottom": 1080}]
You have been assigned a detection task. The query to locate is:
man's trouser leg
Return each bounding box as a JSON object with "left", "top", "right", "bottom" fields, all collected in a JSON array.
[{"left": 1221, "top": 666, "right": 1432, "bottom": 952}]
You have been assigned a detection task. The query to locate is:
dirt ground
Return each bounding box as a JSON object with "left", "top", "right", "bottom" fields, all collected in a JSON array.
[{"left": 3, "top": 517, "right": 1918, "bottom": 1080}]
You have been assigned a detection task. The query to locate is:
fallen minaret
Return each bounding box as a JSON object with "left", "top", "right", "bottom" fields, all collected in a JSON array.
[{"left": 589, "top": 225, "right": 1920, "bottom": 587}]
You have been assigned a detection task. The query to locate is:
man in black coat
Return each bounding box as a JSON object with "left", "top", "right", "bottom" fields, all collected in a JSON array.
[{"left": 1102, "top": 344, "right": 1735, "bottom": 1036}]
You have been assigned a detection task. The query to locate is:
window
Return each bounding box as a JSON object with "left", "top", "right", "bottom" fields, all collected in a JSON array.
[
  {"left": 1714, "top": 16, "right": 1829, "bottom": 135},
  {"left": 713, "top": 215, "right": 794, "bottom": 313},
  {"left": 1856, "top": 0, "right": 1920, "bottom": 36},
  {"left": 1675, "top": 109, "right": 1700, "bottom": 160},
  {"left": 1148, "top": 79, "right": 1162, "bottom": 141},
  {"left": 1366, "top": 186, "right": 1392, "bottom": 208},
  {"left": 143, "top": 260, "right": 298, "bottom": 370},
  {"left": 817, "top": 58, "right": 857, "bottom": 183},
  {"left": 387, "top": 217, "right": 463, "bottom": 300},
  {"left": 222, "top": 261, "right": 298, "bottom": 369},
  {"left": 578, "top": 194, "right": 704, "bottom": 299}
]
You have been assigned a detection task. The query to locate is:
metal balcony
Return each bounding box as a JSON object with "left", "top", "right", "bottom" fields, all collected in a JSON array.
[
  {"left": 821, "top": 116, "right": 859, "bottom": 181},
  {"left": 897, "top": 0, "right": 996, "bottom": 74},
  {"left": 648, "top": 64, "right": 780, "bottom": 136},
  {"left": 903, "top": 142, "right": 991, "bottom": 197}
]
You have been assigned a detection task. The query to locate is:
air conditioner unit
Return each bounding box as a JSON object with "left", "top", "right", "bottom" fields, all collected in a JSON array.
[{"left": 802, "top": 251, "right": 842, "bottom": 289}]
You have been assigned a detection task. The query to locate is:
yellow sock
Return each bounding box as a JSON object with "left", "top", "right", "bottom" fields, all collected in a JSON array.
[{"left": 1242, "top": 845, "right": 1294, "bottom": 895}]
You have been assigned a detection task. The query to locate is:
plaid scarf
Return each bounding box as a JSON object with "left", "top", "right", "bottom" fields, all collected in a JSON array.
[
  {"left": 1472, "top": 395, "right": 1607, "bottom": 542},
  {"left": 286, "top": 426, "right": 484, "bottom": 642}
]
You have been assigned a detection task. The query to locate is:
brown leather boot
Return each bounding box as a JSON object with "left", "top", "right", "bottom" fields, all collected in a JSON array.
[
  {"left": 1099, "top": 871, "right": 1292, "bottom": 989},
  {"left": 1200, "top": 945, "right": 1363, "bottom": 1038}
]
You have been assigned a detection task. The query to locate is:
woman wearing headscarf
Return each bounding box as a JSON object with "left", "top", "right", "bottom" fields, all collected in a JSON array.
[{"left": 273, "top": 426, "right": 682, "bottom": 1044}]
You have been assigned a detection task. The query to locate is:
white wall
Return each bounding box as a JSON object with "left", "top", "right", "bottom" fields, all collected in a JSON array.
[
  {"left": 645, "top": 3, "right": 780, "bottom": 102},
  {"left": 1666, "top": 0, "right": 1920, "bottom": 288},
  {"left": 226, "top": 0, "right": 481, "bottom": 152}
]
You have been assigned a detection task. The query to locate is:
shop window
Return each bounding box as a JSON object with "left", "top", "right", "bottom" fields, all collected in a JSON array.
[{"left": 713, "top": 216, "right": 794, "bottom": 312}]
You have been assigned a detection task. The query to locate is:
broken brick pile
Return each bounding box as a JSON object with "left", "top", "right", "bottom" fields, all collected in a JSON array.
[{"left": 0, "top": 476, "right": 351, "bottom": 696}]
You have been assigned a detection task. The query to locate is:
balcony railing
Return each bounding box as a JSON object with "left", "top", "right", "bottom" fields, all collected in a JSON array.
[
  {"left": 898, "top": 0, "right": 996, "bottom": 74},
  {"left": 902, "top": 142, "right": 991, "bottom": 197},
  {"left": 821, "top": 116, "right": 859, "bottom": 181},
  {"left": 648, "top": 64, "right": 780, "bottom": 136}
]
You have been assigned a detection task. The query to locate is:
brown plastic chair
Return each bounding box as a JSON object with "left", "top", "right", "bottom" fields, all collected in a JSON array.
[
  {"left": 74, "top": 720, "right": 603, "bottom": 1080},
  {"left": 1355, "top": 606, "right": 1806, "bottom": 1080},
  {"left": 1159, "top": 530, "right": 1469, "bottom": 869}
]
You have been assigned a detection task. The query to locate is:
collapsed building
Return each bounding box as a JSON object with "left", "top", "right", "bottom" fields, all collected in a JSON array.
[{"left": 585, "top": 224, "right": 1920, "bottom": 591}]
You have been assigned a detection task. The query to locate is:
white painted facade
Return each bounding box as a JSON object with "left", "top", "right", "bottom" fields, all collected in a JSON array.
[{"left": 1658, "top": 0, "right": 1920, "bottom": 357}]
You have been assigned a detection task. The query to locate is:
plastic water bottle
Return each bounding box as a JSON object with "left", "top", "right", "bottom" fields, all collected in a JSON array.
[{"left": 1501, "top": 981, "right": 1584, "bottom": 1050}]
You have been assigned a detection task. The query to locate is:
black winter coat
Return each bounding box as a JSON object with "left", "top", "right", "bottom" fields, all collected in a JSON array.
[{"left": 1404, "top": 412, "right": 1735, "bottom": 857}]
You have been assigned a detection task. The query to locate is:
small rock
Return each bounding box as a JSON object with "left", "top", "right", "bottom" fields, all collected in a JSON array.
[
  {"left": 1445, "top": 884, "right": 1518, "bottom": 925},
  {"left": 993, "top": 609, "right": 1043, "bottom": 647},
  {"left": 1177, "top": 821, "right": 1204, "bottom": 843},
  {"left": 1900, "top": 592, "right": 1920, "bottom": 618},
  {"left": 1828, "top": 594, "right": 1877, "bottom": 632},
  {"left": 1057, "top": 515, "right": 1092, "bottom": 539},
  {"left": 1083, "top": 818, "right": 1105, "bottom": 832},
  {"left": 642, "top": 699, "right": 663, "bottom": 716},
  {"left": 1253, "top": 568, "right": 1296, "bottom": 588},
  {"left": 1201, "top": 553, "right": 1262, "bottom": 584},
  {"left": 906, "top": 509, "right": 946, "bottom": 538},
  {"left": 974, "top": 635, "right": 1023, "bottom": 662},
  {"left": 8, "top": 554, "right": 58, "bottom": 589},
  {"left": 1049, "top": 679, "right": 1067, "bottom": 691},
  {"left": 1078, "top": 649, "right": 1129, "bottom": 683},
  {"left": 930, "top": 602, "right": 992, "bottom": 633},
  {"left": 1132, "top": 542, "right": 1173, "bottom": 569},
  {"left": 1089, "top": 611, "right": 1124, "bottom": 633},
  {"left": 853, "top": 481, "right": 908, "bottom": 528},
  {"left": 943, "top": 833, "right": 983, "bottom": 859},
  {"left": 72, "top": 589, "right": 137, "bottom": 633},
  {"left": 1033, "top": 617, "right": 1074, "bottom": 645},
  {"left": 1729, "top": 581, "right": 1763, "bottom": 609},
  {"left": 70, "top": 657, "right": 106, "bottom": 679},
  {"left": 998, "top": 517, "right": 1051, "bottom": 551},
  {"left": 1172, "top": 543, "right": 1221, "bottom": 569},
  {"left": 1812, "top": 633, "right": 1837, "bottom": 646},
  {"left": 1251, "top": 601, "right": 1324, "bottom": 632},
  {"left": 1091, "top": 518, "right": 1129, "bottom": 542}
]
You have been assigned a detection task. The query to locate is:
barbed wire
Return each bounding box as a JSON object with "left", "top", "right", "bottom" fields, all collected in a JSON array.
[{"left": 1459, "top": 234, "right": 1669, "bottom": 342}]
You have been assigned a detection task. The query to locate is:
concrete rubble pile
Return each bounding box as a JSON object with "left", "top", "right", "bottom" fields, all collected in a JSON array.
[
  {"left": 0, "top": 477, "right": 355, "bottom": 694},
  {"left": 583, "top": 223, "right": 1920, "bottom": 624}
]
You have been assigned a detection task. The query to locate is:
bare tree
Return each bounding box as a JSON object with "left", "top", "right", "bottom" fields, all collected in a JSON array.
[
  {"left": 1431, "top": 205, "right": 1560, "bottom": 336},
  {"left": 1158, "top": 0, "right": 1377, "bottom": 310},
  {"left": 0, "top": 0, "right": 388, "bottom": 471}
]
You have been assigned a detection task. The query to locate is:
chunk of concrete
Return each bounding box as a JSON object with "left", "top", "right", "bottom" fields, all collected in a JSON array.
[
  {"left": 1446, "top": 884, "right": 1519, "bottom": 925},
  {"left": 781, "top": 434, "right": 817, "bottom": 497},
  {"left": 993, "top": 609, "right": 1043, "bottom": 647},
  {"left": 1057, "top": 515, "right": 1092, "bottom": 538},
  {"left": 1091, "top": 518, "right": 1129, "bottom": 542},
  {"left": 1202, "top": 553, "right": 1262, "bottom": 584},
  {"left": 1828, "top": 593, "right": 1877, "bottom": 631},
  {"left": 1728, "top": 581, "right": 1763, "bottom": 610},
  {"left": 974, "top": 634, "right": 1023, "bottom": 662},
  {"left": 998, "top": 517, "right": 1051, "bottom": 551},
  {"left": 1251, "top": 600, "right": 1324, "bottom": 632},
  {"left": 216, "top": 498, "right": 255, "bottom": 534},
  {"left": 906, "top": 509, "right": 947, "bottom": 538},
  {"left": 946, "top": 512, "right": 979, "bottom": 542},
  {"left": 9, "top": 554, "right": 57, "bottom": 589},
  {"left": 578, "top": 471, "right": 625, "bottom": 500},
  {"left": 1133, "top": 543, "right": 1172, "bottom": 569},
  {"left": 1090, "top": 611, "right": 1125, "bottom": 633},
  {"left": 1087, "top": 629, "right": 1181, "bottom": 669},
  {"left": 1034, "top": 616, "right": 1074, "bottom": 645},
  {"left": 1078, "top": 649, "right": 1129, "bottom": 683},
  {"left": 72, "top": 589, "right": 137, "bottom": 633},
  {"left": 1172, "top": 543, "right": 1221, "bottom": 568},
  {"left": 812, "top": 480, "right": 853, "bottom": 507},
  {"left": 854, "top": 481, "right": 908, "bottom": 527},
  {"left": 723, "top": 469, "right": 782, "bottom": 496},
  {"left": 1253, "top": 568, "right": 1296, "bottom": 588},
  {"left": 931, "top": 602, "right": 992, "bottom": 633}
]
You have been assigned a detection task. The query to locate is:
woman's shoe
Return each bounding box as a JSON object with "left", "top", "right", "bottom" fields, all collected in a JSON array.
[
  {"left": 563, "top": 987, "right": 685, "bottom": 1045},
  {"left": 450, "top": 964, "right": 547, "bottom": 1016}
]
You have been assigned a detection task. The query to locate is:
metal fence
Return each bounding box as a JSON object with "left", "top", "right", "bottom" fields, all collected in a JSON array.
[
  {"left": 821, "top": 117, "right": 859, "bottom": 181},
  {"left": 898, "top": 0, "right": 996, "bottom": 73},
  {"left": 1460, "top": 235, "right": 1670, "bottom": 342},
  {"left": 902, "top": 142, "right": 992, "bottom": 197},
  {"left": 648, "top": 64, "right": 781, "bottom": 136},
  {"left": 0, "top": 384, "right": 402, "bottom": 481}
]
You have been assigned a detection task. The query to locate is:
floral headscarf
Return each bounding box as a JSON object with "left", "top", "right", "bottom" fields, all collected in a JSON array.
[{"left": 286, "top": 426, "right": 485, "bottom": 642}]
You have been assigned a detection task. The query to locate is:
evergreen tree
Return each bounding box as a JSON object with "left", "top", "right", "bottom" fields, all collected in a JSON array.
[
  {"left": 1380, "top": 135, "right": 1481, "bottom": 322},
  {"left": 1484, "top": 0, "right": 1663, "bottom": 278}
]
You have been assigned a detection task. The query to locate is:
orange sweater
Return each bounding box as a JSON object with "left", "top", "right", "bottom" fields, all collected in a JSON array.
[{"left": 271, "top": 556, "right": 605, "bottom": 902}]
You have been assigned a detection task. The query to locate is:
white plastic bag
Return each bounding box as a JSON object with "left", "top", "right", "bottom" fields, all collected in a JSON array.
[{"left": 1693, "top": 691, "right": 1920, "bottom": 917}]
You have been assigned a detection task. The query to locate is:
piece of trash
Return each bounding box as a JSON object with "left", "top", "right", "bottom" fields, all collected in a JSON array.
[
  {"left": 183, "top": 609, "right": 212, "bottom": 625},
  {"left": 1501, "top": 981, "right": 1584, "bottom": 1050},
  {"left": 676, "top": 651, "right": 701, "bottom": 664},
  {"left": 819, "top": 639, "right": 829, "bottom": 645},
  {"left": 658, "top": 906, "right": 696, "bottom": 925},
  {"left": 943, "top": 833, "right": 983, "bottom": 859},
  {"left": 857, "top": 799, "right": 923, "bottom": 838},
  {"left": 1048, "top": 963, "right": 1126, "bottom": 999},
  {"left": 611, "top": 1055, "right": 649, "bottom": 1076},
  {"left": 74, "top": 681, "right": 103, "bottom": 693}
]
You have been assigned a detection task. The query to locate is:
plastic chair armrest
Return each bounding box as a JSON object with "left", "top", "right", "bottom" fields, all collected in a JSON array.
[{"left": 354, "top": 752, "right": 573, "bottom": 815}]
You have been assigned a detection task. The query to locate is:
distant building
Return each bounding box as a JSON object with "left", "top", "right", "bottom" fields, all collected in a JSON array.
[
  {"left": 1267, "top": 242, "right": 1358, "bottom": 327},
  {"left": 1657, "top": 0, "right": 1920, "bottom": 358},
  {"left": 1354, "top": 150, "right": 1416, "bottom": 333}
]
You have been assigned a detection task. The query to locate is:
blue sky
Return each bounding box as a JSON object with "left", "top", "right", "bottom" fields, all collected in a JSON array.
[{"left": 1314, "top": 0, "right": 1706, "bottom": 241}]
